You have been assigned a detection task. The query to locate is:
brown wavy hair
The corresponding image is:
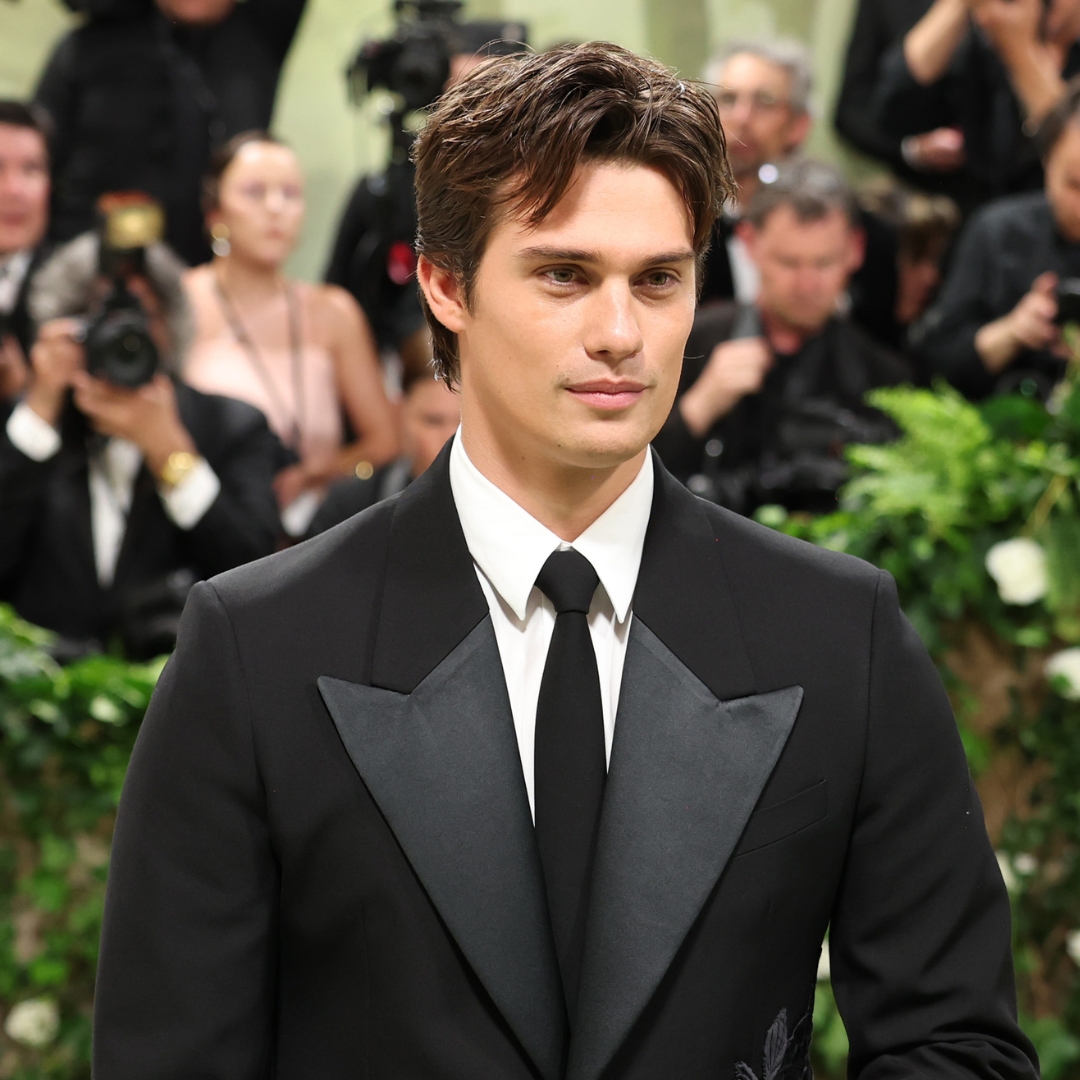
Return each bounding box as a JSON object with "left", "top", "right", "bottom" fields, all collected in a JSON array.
[{"left": 412, "top": 41, "right": 735, "bottom": 382}]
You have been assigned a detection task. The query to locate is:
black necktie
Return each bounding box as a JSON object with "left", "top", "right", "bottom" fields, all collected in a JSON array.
[{"left": 534, "top": 548, "right": 606, "bottom": 1019}]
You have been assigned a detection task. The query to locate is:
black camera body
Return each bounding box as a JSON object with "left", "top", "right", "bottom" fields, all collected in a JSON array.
[
  {"left": 346, "top": 2, "right": 526, "bottom": 157},
  {"left": 79, "top": 195, "right": 165, "bottom": 388},
  {"left": 349, "top": 3, "right": 460, "bottom": 115},
  {"left": 83, "top": 276, "right": 159, "bottom": 388},
  {"left": 1055, "top": 277, "right": 1080, "bottom": 327}
]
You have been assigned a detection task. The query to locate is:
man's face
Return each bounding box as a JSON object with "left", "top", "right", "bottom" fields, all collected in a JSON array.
[
  {"left": 740, "top": 205, "right": 864, "bottom": 336},
  {"left": 425, "top": 161, "right": 696, "bottom": 475},
  {"left": 713, "top": 53, "right": 810, "bottom": 181},
  {"left": 1045, "top": 121, "right": 1080, "bottom": 243},
  {"left": 155, "top": 0, "right": 235, "bottom": 25},
  {"left": 401, "top": 377, "right": 461, "bottom": 477},
  {"left": 1046, "top": 0, "right": 1080, "bottom": 48},
  {"left": 0, "top": 123, "right": 49, "bottom": 257}
]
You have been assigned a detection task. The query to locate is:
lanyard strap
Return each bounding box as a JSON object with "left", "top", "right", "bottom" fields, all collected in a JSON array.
[{"left": 213, "top": 273, "right": 305, "bottom": 452}]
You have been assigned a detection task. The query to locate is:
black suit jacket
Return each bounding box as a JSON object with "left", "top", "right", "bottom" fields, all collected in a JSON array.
[
  {"left": 2, "top": 244, "right": 52, "bottom": 363},
  {"left": 94, "top": 444, "right": 1037, "bottom": 1080},
  {"left": 0, "top": 384, "right": 280, "bottom": 651},
  {"left": 653, "top": 302, "right": 910, "bottom": 506}
]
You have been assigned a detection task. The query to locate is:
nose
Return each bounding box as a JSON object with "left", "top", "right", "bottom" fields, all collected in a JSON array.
[
  {"left": 582, "top": 280, "right": 644, "bottom": 364},
  {"left": 264, "top": 186, "right": 287, "bottom": 214}
]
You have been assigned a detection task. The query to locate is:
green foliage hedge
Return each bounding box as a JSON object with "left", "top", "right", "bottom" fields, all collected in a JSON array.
[
  {"left": 1, "top": 376, "right": 1080, "bottom": 1077},
  {"left": 0, "top": 612, "right": 160, "bottom": 1078},
  {"left": 766, "top": 374, "right": 1080, "bottom": 1078}
]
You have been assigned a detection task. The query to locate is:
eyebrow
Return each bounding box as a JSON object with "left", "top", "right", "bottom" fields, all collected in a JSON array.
[{"left": 515, "top": 245, "right": 696, "bottom": 266}]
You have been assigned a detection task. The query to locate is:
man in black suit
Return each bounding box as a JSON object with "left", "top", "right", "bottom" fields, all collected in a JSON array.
[
  {"left": 0, "top": 224, "right": 280, "bottom": 657},
  {"left": 94, "top": 42, "right": 1038, "bottom": 1080},
  {"left": 0, "top": 101, "right": 53, "bottom": 406},
  {"left": 654, "top": 159, "right": 910, "bottom": 516}
]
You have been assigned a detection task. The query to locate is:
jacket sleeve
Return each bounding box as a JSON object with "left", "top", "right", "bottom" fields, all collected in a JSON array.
[
  {"left": 32, "top": 32, "right": 80, "bottom": 183},
  {"left": 830, "top": 571, "right": 1038, "bottom": 1079},
  {"left": 245, "top": 0, "right": 307, "bottom": 61},
  {"left": 181, "top": 404, "right": 281, "bottom": 577},
  {"left": 834, "top": 0, "right": 906, "bottom": 167},
  {"left": 909, "top": 210, "right": 1006, "bottom": 399},
  {"left": 873, "top": 37, "right": 957, "bottom": 140},
  {"left": 94, "top": 582, "right": 278, "bottom": 1079},
  {"left": 0, "top": 426, "right": 54, "bottom": 592}
]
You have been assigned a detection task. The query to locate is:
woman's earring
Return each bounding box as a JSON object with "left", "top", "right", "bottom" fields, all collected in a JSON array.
[{"left": 210, "top": 223, "right": 231, "bottom": 258}]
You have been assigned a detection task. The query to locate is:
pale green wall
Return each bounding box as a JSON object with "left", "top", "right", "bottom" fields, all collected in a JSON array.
[{"left": 0, "top": 0, "right": 872, "bottom": 281}]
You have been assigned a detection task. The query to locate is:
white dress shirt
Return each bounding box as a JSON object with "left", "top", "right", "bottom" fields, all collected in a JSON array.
[
  {"left": 0, "top": 250, "right": 33, "bottom": 316},
  {"left": 726, "top": 232, "right": 761, "bottom": 305},
  {"left": 5, "top": 402, "right": 221, "bottom": 586},
  {"left": 448, "top": 433, "right": 654, "bottom": 818}
]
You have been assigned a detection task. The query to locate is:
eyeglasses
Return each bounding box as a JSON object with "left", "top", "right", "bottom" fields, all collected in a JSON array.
[{"left": 714, "top": 89, "right": 790, "bottom": 114}]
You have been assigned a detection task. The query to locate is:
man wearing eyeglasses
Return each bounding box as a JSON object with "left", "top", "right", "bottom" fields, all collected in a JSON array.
[
  {"left": 700, "top": 41, "right": 814, "bottom": 307},
  {"left": 702, "top": 40, "right": 902, "bottom": 350}
]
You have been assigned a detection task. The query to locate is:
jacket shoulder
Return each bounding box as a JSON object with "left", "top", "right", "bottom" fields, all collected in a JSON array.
[
  {"left": 208, "top": 495, "right": 398, "bottom": 620},
  {"left": 702, "top": 495, "right": 883, "bottom": 595},
  {"left": 966, "top": 191, "right": 1050, "bottom": 240}
]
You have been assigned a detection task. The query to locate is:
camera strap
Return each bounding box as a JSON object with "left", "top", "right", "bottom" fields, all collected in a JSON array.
[{"left": 213, "top": 274, "right": 305, "bottom": 452}]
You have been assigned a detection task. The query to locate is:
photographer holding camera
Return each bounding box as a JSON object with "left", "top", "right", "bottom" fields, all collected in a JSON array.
[
  {"left": 0, "top": 195, "right": 281, "bottom": 659},
  {"left": 324, "top": 3, "right": 526, "bottom": 370},
  {"left": 913, "top": 77, "right": 1080, "bottom": 399},
  {"left": 653, "top": 160, "right": 910, "bottom": 516}
]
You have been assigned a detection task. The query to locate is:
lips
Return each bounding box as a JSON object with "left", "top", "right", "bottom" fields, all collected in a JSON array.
[{"left": 566, "top": 380, "right": 648, "bottom": 411}]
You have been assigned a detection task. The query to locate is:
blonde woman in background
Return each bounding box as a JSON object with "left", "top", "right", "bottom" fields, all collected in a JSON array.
[{"left": 183, "top": 131, "right": 398, "bottom": 535}]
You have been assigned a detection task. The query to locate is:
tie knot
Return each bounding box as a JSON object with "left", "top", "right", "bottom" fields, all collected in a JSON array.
[{"left": 535, "top": 549, "right": 600, "bottom": 615}]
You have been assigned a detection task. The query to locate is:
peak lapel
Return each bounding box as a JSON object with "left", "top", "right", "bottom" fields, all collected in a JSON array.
[
  {"left": 567, "top": 460, "right": 804, "bottom": 1080},
  {"left": 321, "top": 444, "right": 566, "bottom": 1080},
  {"left": 568, "top": 624, "right": 803, "bottom": 1080}
]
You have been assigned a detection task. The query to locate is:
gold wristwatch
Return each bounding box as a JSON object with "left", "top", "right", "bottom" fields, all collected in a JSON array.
[{"left": 159, "top": 450, "right": 200, "bottom": 488}]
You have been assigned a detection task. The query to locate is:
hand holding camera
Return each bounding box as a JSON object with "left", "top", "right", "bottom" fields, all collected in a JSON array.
[
  {"left": 72, "top": 369, "right": 195, "bottom": 476},
  {"left": 26, "top": 318, "right": 86, "bottom": 426}
]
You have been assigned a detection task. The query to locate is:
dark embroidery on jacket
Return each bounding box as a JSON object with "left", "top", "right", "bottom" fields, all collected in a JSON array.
[{"left": 735, "top": 1004, "right": 813, "bottom": 1080}]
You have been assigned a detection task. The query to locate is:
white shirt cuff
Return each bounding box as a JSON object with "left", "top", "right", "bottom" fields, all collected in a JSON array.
[
  {"left": 160, "top": 457, "right": 221, "bottom": 530},
  {"left": 6, "top": 402, "right": 62, "bottom": 462}
]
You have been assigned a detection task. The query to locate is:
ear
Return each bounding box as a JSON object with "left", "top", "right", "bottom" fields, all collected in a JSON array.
[
  {"left": 785, "top": 111, "right": 812, "bottom": 154},
  {"left": 847, "top": 226, "right": 867, "bottom": 275},
  {"left": 417, "top": 256, "right": 469, "bottom": 335}
]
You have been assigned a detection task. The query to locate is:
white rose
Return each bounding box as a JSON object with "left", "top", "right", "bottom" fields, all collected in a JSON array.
[
  {"left": 3, "top": 997, "right": 59, "bottom": 1048},
  {"left": 996, "top": 851, "right": 1019, "bottom": 894},
  {"left": 1047, "top": 649, "right": 1080, "bottom": 701},
  {"left": 816, "top": 941, "right": 831, "bottom": 982},
  {"left": 1068, "top": 931, "right": 1080, "bottom": 967},
  {"left": 1014, "top": 853, "right": 1038, "bottom": 876},
  {"left": 985, "top": 538, "right": 1049, "bottom": 605}
]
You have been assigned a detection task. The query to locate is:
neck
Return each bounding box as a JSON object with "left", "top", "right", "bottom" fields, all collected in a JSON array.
[
  {"left": 213, "top": 253, "right": 284, "bottom": 301},
  {"left": 459, "top": 418, "right": 646, "bottom": 543},
  {"left": 759, "top": 305, "right": 826, "bottom": 355}
]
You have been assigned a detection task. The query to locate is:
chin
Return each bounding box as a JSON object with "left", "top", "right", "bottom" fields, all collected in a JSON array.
[{"left": 556, "top": 418, "right": 655, "bottom": 470}]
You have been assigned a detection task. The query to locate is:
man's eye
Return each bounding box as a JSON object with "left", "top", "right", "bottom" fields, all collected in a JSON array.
[
  {"left": 643, "top": 271, "right": 676, "bottom": 288},
  {"left": 545, "top": 268, "right": 577, "bottom": 285}
]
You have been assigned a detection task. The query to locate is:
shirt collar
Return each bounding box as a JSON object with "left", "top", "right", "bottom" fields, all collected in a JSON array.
[{"left": 448, "top": 431, "right": 654, "bottom": 623}]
